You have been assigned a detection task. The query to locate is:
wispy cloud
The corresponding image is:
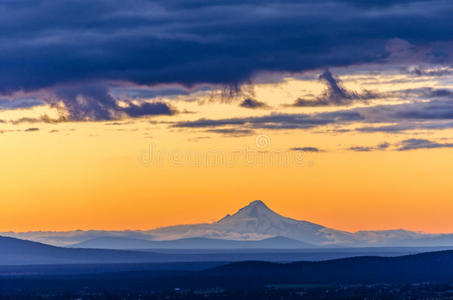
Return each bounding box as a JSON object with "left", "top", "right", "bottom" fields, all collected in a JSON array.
[
  {"left": 290, "top": 147, "right": 323, "bottom": 152},
  {"left": 346, "top": 140, "right": 453, "bottom": 152},
  {"left": 174, "top": 111, "right": 363, "bottom": 130},
  {"left": 396, "top": 139, "right": 453, "bottom": 151},
  {"left": 404, "top": 66, "right": 453, "bottom": 77},
  {"left": 239, "top": 98, "right": 268, "bottom": 109},
  {"left": 10, "top": 115, "right": 69, "bottom": 125},
  {"left": 292, "top": 70, "right": 376, "bottom": 107},
  {"left": 347, "top": 142, "right": 390, "bottom": 152},
  {"left": 206, "top": 128, "right": 255, "bottom": 137},
  {"left": 24, "top": 128, "right": 40, "bottom": 132}
]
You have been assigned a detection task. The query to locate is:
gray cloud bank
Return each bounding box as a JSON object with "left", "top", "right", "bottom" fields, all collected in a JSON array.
[
  {"left": 2, "top": 0, "right": 453, "bottom": 119},
  {"left": 174, "top": 86, "right": 453, "bottom": 137}
]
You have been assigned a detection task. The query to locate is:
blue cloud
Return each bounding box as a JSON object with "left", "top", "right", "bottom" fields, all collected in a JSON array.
[
  {"left": 174, "top": 111, "right": 363, "bottom": 130},
  {"left": 121, "top": 102, "right": 175, "bottom": 118},
  {"left": 1, "top": 0, "right": 453, "bottom": 94},
  {"left": 0, "top": 98, "right": 43, "bottom": 110},
  {"left": 397, "top": 139, "right": 453, "bottom": 151},
  {"left": 347, "top": 142, "right": 390, "bottom": 152}
]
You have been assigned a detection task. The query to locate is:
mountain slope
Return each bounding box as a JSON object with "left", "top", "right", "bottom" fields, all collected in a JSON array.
[
  {"left": 149, "top": 200, "right": 355, "bottom": 245},
  {"left": 0, "top": 236, "right": 180, "bottom": 265},
  {"left": 0, "top": 230, "right": 155, "bottom": 247},
  {"left": 5, "top": 200, "right": 453, "bottom": 247},
  {"left": 72, "top": 236, "right": 312, "bottom": 250}
]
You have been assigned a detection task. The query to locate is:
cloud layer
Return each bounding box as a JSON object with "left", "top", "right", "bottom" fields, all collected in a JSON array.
[
  {"left": 2, "top": 0, "right": 453, "bottom": 94},
  {"left": 3, "top": 0, "right": 453, "bottom": 124}
]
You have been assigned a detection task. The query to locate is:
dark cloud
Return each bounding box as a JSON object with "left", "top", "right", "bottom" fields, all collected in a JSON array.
[
  {"left": 24, "top": 127, "right": 40, "bottom": 132},
  {"left": 105, "top": 121, "right": 134, "bottom": 126},
  {"left": 0, "top": 98, "right": 44, "bottom": 110},
  {"left": 174, "top": 88, "right": 453, "bottom": 134},
  {"left": 356, "top": 125, "right": 407, "bottom": 133},
  {"left": 111, "top": 86, "right": 191, "bottom": 100},
  {"left": 206, "top": 128, "right": 255, "bottom": 137},
  {"left": 2, "top": 0, "right": 453, "bottom": 117},
  {"left": 121, "top": 102, "right": 176, "bottom": 118},
  {"left": 290, "top": 147, "right": 322, "bottom": 152},
  {"left": 174, "top": 111, "right": 363, "bottom": 130},
  {"left": 346, "top": 139, "right": 453, "bottom": 152},
  {"left": 10, "top": 115, "right": 69, "bottom": 125},
  {"left": 175, "top": 118, "right": 246, "bottom": 128},
  {"left": 52, "top": 84, "right": 176, "bottom": 120},
  {"left": 240, "top": 98, "right": 268, "bottom": 109},
  {"left": 292, "top": 70, "right": 376, "bottom": 107},
  {"left": 405, "top": 66, "right": 453, "bottom": 77},
  {"left": 428, "top": 89, "right": 453, "bottom": 97},
  {"left": 54, "top": 85, "right": 121, "bottom": 121},
  {"left": 347, "top": 142, "right": 390, "bottom": 152},
  {"left": 348, "top": 146, "right": 374, "bottom": 152},
  {"left": 352, "top": 97, "right": 453, "bottom": 132},
  {"left": 395, "top": 100, "right": 453, "bottom": 120},
  {"left": 356, "top": 121, "right": 453, "bottom": 133},
  {"left": 397, "top": 138, "right": 453, "bottom": 151},
  {"left": 394, "top": 87, "right": 453, "bottom": 99}
]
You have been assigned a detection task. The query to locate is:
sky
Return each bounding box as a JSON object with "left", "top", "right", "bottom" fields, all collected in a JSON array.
[{"left": 1, "top": 0, "right": 453, "bottom": 233}]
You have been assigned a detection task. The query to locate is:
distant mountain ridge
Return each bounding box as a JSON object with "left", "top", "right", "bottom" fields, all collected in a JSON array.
[
  {"left": 0, "top": 236, "right": 318, "bottom": 265},
  {"left": 72, "top": 236, "right": 312, "bottom": 250},
  {"left": 4, "top": 200, "right": 453, "bottom": 248},
  {"left": 5, "top": 235, "right": 437, "bottom": 266},
  {"left": 0, "top": 236, "right": 176, "bottom": 265}
]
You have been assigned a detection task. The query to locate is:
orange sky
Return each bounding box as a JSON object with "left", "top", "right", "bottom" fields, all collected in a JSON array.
[{"left": 2, "top": 69, "right": 453, "bottom": 233}]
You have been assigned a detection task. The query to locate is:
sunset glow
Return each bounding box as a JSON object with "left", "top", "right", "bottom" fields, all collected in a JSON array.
[{"left": 2, "top": 69, "right": 453, "bottom": 233}]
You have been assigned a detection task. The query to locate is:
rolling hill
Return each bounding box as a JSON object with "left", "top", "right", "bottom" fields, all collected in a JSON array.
[
  {"left": 0, "top": 236, "right": 176, "bottom": 265},
  {"left": 202, "top": 250, "right": 453, "bottom": 284}
]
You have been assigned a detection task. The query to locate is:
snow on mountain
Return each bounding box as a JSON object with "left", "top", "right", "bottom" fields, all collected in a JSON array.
[
  {"left": 148, "top": 200, "right": 355, "bottom": 245},
  {"left": 4, "top": 200, "right": 453, "bottom": 247}
]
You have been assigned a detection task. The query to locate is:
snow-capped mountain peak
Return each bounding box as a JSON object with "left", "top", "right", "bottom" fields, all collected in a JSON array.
[
  {"left": 208, "top": 200, "right": 350, "bottom": 245},
  {"left": 217, "top": 200, "right": 277, "bottom": 223},
  {"left": 5, "top": 200, "right": 450, "bottom": 248}
]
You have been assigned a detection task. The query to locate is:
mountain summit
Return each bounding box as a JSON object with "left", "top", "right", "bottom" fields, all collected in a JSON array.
[
  {"left": 6, "top": 200, "right": 453, "bottom": 247},
  {"left": 4, "top": 201, "right": 353, "bottom": 246},
  {"left": 147, "top": 200, "right": 353, "bottom": 245},
  {"left": 218, "top": 200, "right": 275, "bottom": 223}
]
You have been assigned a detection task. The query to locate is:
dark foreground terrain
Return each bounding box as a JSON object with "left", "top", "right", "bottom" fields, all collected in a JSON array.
[
  {"left": 2, "top": 283, "right": 453, "bottom": 300},
  {"left": 2, "top": 250, "right": 453, "bottom": 299}
]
